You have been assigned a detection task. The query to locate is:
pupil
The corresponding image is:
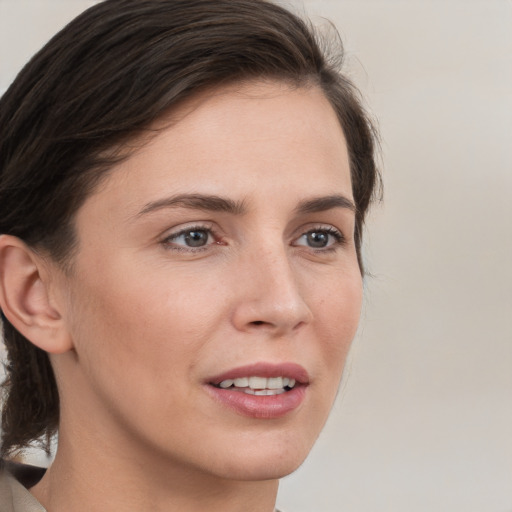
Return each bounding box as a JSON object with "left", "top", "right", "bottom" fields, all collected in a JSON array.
[
  {"left": 307, "top": 231, "right": 328, "bottom": 248},
  {"left": 185, "top": 230, "right": 208, "bottom": 247}
]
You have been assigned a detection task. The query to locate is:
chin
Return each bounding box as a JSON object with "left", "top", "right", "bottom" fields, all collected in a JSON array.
[
  {"left": 245, "top": 458, "right": 307, "bottom": 481},
  {"left": 207, "top": 432, "right": 316, "bottom": 482},
  {"left": 217, "top": 455, "right": 308, "bottom": 482}
]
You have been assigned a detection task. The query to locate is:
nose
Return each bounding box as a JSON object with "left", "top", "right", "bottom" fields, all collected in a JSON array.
[{"left": 230, "top": 246, "right": 313, "bottom": 336}]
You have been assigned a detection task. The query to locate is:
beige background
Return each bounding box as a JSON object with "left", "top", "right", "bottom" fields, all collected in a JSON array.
[{"left": 1, "top": 1, "right": 511, "bottom": 511}]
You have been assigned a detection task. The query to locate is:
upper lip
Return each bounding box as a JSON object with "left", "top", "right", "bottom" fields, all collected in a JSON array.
[{"left": 207, "top": 362, "right": 309, "bottom": 386}]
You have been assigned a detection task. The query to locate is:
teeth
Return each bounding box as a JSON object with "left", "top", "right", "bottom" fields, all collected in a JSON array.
[
  {"left": 219, "top": 379, "right": 234, "bottom": 388},
  {"left": 254, "top": 389, "right": 286, "bottom": 396},
  {"left": 267, "top": 377, "right": 283, "bottom": 389},
  {"left": 238, "top": 388, "right": 286, "bottom": 396},
  {"left": 217, "top": 376, "right": 296, "bottom": 391},
  {"left": 248, "top": 376, "right": 267, "bottom": 389}
]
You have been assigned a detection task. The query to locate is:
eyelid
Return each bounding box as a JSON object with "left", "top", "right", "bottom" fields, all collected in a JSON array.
[
  {"left": 158, "top": 221, "right": 348, "bottom": 253},
  {"left": 291, "top": 224, "right": 346, "bottom": 250},
  {"left": 160, "top": 222, "right": 220, "bottom": 251}
]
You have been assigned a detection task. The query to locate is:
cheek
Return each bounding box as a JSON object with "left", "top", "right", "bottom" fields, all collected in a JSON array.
[
  {"left": 315, "top": 269, "right": 363, "bottom": 382},
  {"left": 62, "top": 267, "right": 218, "bottom": 436},
  {"left": 67, "top": 261, "right": 223, "bottom": 376}
]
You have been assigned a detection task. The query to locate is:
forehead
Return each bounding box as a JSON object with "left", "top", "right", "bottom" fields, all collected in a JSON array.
[{"left": 79, "top": 80, "right": 352, "bottom": 222}]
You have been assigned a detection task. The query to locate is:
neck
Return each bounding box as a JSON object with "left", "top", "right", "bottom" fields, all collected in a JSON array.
[{"left": 31, "top": 426, "right": 279, "bottom": 512}]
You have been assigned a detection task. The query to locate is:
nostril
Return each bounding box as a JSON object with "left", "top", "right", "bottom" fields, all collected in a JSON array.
[{"left": 250, "top": 321, "right": 265, "bottom": 326}]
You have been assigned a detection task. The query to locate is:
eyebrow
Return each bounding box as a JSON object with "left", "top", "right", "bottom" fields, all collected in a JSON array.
[
  {"left": 135, "top": 192, "right": 355, "bottom": 218},
  {"left": 295, "top": 194, "right": 356, "bottom": 214},
  {"left": 136, "top": 193, "right": 247, "bottom": 217}
]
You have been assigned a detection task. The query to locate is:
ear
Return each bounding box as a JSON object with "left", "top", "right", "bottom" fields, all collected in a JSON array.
[{"left": 0, "top": 234, "right": 73, "bottom": 354}]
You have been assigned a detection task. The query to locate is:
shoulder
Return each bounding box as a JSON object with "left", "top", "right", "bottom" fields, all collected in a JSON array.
[{"left": 0, "top": 461, "right": 46, "bottom": 512}]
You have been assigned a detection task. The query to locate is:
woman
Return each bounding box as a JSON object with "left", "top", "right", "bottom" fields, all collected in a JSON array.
[{"left": 0, "top": 0, "right": 379, "bottom": 510}]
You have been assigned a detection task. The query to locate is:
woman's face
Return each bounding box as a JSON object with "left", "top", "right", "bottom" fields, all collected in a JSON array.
[{"left": 54, "top": 81, "right": 363, "bottom": 480}]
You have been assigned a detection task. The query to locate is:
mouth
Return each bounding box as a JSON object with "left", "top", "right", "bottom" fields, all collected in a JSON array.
[
  {"left": 205, "top": 362, "right": 309, "bottom": 419},
  {"left": 212, "top": 376, "right": 297, "bottom": 395}
]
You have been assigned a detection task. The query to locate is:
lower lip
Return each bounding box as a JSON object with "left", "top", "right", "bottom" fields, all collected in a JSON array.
[{"left": 205, "top": 385, "right": 307, "bottom": 419}]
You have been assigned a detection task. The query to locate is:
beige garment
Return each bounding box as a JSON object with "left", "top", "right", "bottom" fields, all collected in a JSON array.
[{"left": 0, "top": 469, "right": 46, "bottom": 512}]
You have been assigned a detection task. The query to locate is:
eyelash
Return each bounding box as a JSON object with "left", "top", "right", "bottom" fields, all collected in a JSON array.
[
  {"left": 294, "top": 226, "right": 346, "bottom": 252},
  {"left": 160, "top": 224, "right": 346, "bottom": 253},
  {"left": 161, "top": 224, "right": 218, "bottom": 252}
]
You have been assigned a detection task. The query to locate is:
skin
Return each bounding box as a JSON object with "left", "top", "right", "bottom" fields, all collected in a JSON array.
[{"left": 1, "top": 81, "right": 363, "bottom": 512}]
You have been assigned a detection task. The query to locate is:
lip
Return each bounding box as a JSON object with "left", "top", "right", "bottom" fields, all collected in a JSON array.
[
  {"left": 205, "top": 362, "right": 309, "bottom": 419},
  {"left": 208, "top": 362, "right": 309, "bottom": 385}
]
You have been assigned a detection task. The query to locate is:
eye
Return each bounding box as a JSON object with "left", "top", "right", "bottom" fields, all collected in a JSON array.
[
  {"left": 162, "top": 226, "right": 215, "bottom": 250},
  {"left": 294, "top": 227, "right": 344, "bottom": 249}
]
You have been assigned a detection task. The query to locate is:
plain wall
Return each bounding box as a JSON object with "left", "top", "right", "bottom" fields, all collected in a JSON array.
[{"left": 1, "top": 1, "right": 511, "bottom": 511}]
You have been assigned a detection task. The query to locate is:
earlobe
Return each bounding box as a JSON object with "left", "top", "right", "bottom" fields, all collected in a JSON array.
[{"left": 0, "top": 234, "right": 73, "bottom": 354}]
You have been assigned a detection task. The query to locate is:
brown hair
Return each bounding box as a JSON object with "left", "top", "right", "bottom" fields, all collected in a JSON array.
[{"left": 0, "top": 0, "right": 380, "bottom": 457}]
